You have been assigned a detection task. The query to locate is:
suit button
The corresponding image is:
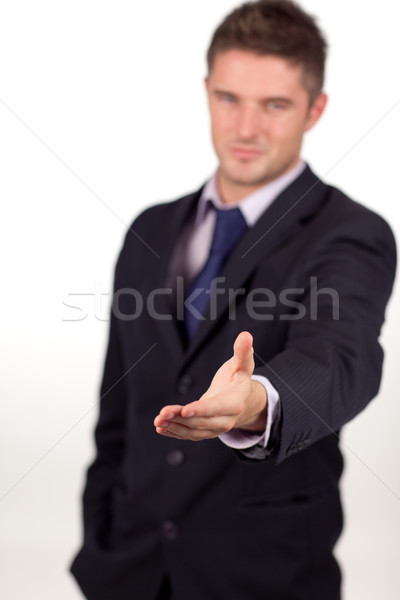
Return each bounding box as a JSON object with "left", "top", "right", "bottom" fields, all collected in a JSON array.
[
  {"left": 176, "top": 374, "right": 194, "bottom": 394},
  {"left": 162, "top": 521, "right": 179, "bottom": 540},
  {"left": 167, "top": 449, "right": 185, "bottom": 467}
]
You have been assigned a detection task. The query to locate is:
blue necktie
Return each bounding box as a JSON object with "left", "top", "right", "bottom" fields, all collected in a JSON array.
[{"left": 184, "top": 206, "right": 247, "bottom": 341}]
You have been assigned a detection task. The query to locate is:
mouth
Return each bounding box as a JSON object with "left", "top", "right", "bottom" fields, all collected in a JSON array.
[{"left": 229, "top": 146, "right": 263, "bottom": 160}]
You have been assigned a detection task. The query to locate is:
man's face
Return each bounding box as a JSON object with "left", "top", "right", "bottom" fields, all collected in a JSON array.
[{"left": 205, "top": 50, "right": 327, "bottom": 202}]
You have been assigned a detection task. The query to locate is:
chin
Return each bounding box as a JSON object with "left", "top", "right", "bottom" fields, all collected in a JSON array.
[
  {"left": 230, "top": 168, "right": 274, "bottom": 187},
  {"left": 223, "top": 163, "right": 265, "bottom": 181}
]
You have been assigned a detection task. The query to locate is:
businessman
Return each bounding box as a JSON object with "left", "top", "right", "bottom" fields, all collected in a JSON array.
[{"left": 71, "top": 2, "right": 396, "bottom": 599}]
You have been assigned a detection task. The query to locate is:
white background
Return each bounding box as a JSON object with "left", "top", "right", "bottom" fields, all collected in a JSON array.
[{"left": 0, "top": 1, "right": 399, "bottom": 598}]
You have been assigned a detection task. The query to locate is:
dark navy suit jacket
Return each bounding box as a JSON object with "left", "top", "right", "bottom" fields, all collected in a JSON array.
[{"left": 71, "top": 166, "right": 396, "bottom": 600}]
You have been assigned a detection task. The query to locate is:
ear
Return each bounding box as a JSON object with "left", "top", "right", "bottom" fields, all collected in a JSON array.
[{"left": 304, "top": 92, "right": 328, "bottom": 132}]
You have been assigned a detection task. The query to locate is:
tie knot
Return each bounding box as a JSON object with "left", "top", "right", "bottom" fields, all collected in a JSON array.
[{"left": 210, "top": 207, "right": 247, "bottom": 255}]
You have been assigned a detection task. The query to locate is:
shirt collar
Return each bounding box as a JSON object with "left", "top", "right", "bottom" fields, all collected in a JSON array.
[{"left": 196, "top": 160, "right": 307, "bottom": 227}]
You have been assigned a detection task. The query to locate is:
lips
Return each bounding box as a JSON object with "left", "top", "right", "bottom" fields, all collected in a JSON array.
[{"left": 230, "top": 146, "right": 262, "bottom": 160}]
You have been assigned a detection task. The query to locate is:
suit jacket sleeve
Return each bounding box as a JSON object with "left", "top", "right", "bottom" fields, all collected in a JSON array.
[{"left": 238, "top": 208, "right": 397, "bottom": 464}]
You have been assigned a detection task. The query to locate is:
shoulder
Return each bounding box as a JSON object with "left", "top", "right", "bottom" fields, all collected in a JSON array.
[
  {"left": 114, "top": 186, "right": 203, "bottom": 270},
  {"left": 299, "top": 165, "right": 394, "bottom": 236},
  {"left": 125, "top": 188, "right": 202, "bottom": 243},
  {"left": 302, "top": 181, "right": 397, "bottom": 297},
  {"left": 320, "top": 184, "right": 396, "bottom": 253}
]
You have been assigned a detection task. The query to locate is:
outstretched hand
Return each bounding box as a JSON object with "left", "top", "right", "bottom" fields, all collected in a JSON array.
[{"left": 154, "top": 331, "right": 268, "bottom": 441}]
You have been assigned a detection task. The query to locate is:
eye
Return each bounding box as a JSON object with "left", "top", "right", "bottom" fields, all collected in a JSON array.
[
  {"left": 223, "top": 94, "right": 236, "bottom": 104},
  {"left": 267, "top": 101, "right": 284, "bottom": 110},
  {"left": 216, "top": 92, "right": 236, "bottom": 104},
  {"left": 264, "top": 100, "right": 290, "bottom": 112}
]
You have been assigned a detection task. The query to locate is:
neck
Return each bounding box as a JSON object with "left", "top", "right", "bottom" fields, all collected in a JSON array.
[{"left": 217, "top": 178, "right": 263, "bottom": 205}]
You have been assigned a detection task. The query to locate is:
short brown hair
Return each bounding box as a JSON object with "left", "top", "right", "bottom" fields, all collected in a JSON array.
[{"left": 207, "top": 0, "right": 327, "bottom": 101}]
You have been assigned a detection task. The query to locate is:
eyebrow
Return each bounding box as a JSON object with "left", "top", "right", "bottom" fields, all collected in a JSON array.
[
  {"left": 212, "top": 90, "right": 237, "bottom": 100},
  {"left": 263, "top": 97, "right": 293, "bottom": 105},
  {"left": 212, "top": 90, "right": 293, "bottom": 105}
]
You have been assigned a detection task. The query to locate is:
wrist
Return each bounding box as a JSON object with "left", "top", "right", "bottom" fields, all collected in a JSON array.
[{"left": 238, "top": 380, "right": 268, "bottom": 433}]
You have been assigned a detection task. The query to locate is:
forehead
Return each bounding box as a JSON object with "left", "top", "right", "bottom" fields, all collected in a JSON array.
[{"left": 208, "top": 49, "right": 307, "bottom": 98}]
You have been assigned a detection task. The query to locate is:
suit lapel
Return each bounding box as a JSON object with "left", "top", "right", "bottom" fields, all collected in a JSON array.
[
  {"left": 149, "top": 189, "right": 202, "bottom": 360},
  {"left": 183, "top": 166, "right": 328, "bottom": 365}
]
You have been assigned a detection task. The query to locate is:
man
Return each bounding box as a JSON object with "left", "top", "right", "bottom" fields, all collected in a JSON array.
[{"left": 71, "top": 1, "right": 396, "bottom": 599}]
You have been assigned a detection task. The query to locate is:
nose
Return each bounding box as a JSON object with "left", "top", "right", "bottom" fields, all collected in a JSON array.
[{"left": 235, "top": 104, "right": 261, "bottom": 140}]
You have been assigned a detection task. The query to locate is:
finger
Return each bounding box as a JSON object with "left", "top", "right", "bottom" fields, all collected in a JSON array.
[
  {"left": 180, "top": 395, "right": 239, "bottom": 419},
  {"left": 232, "top": 331, "right": 254, "bottom": 377},
  {"left": 162, "top": 413, "right": 235, "bottom": 433},
  {"left": 154, "top": 405, "right": 184, "bottom": 427},
  {"left": 156, "top": 422, "right": 219, "bottom": 440},
  {"left": 155, "top": 427, "right": 187, "bottom": 440}
]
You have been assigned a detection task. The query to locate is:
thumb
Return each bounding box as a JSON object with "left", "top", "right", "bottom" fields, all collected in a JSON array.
[{"left": 232, "top": 331, "right": 255, "bottom": 377}]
